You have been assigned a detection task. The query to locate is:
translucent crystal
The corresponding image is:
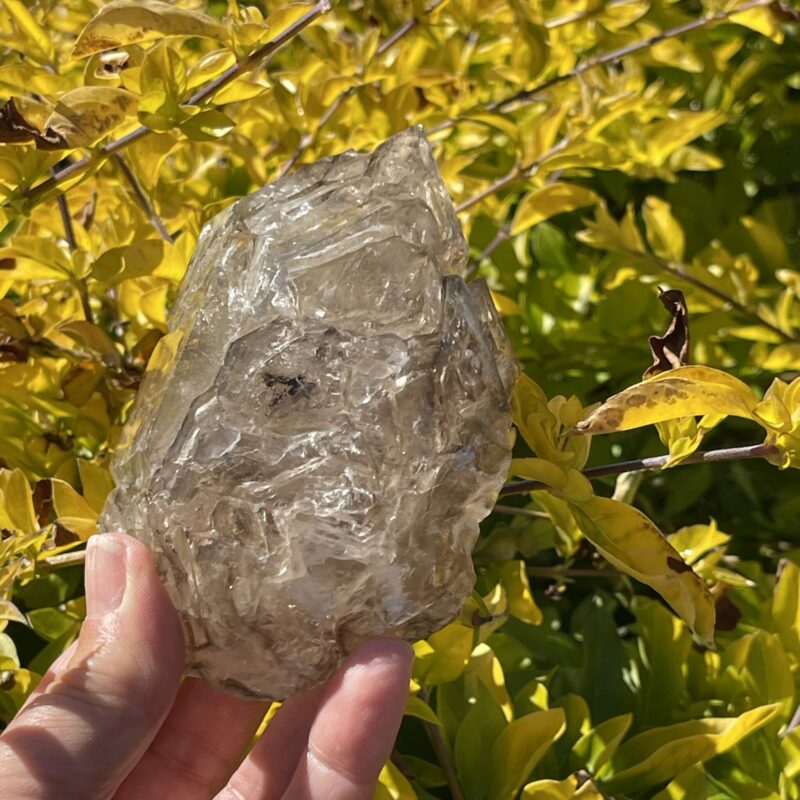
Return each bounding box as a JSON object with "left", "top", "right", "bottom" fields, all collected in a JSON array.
[{"left": 100, "top": 127, "right": 518, "bottom": 699}]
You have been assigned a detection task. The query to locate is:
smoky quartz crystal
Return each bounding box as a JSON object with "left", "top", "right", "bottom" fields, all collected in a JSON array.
[{"left": 101, "top": 127, "right": 518, "bottom": 699}]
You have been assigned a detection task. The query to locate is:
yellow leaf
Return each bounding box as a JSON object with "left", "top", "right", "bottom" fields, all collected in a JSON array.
[
  {"left": 511, "top": 183, "right": 599, "bottom": 236},
  {"left": 603, "top": 704, "right": 781, "bottom": 794},
  {"left": 1, "top": 0, "right": 53, "bottom": 62},
  {"left": 413, "top": 622, "right": 473, "bottom": 685},
  {"left": 495, "top": 560, "right": 542, "bottom": 625},
  {"left": 642, "top": 197, "right": 685, "bottom": 262},
  {"left": 651, "top": 764, "right": 708, "bottom": 800},
  {"left": 575, "top": 366, "right": 758, "bottom": 435},
  {"left": 45, "top": 87, "right": 138, "bottom": 148},
  {"left": 490, "top": 291, "right": 522, "bottom": 316},
  {"left": 374, "top": 760, "right": 417, "bottom": 800},
  {"left": 72, "top": 0, "right": 230, "bottom": 58},
  {"left": 772, "top": 560, "right": 800, "bottom": 664},
  {"left": 760, "top": 343, "right": 800, "bottom": 371},
  {"left": 490, "top": 708, "right": 566, "bottom": 800},
  {"left": 731, "top": 6, "right": 784, "bottom": 43},
  {"left": 77, "top": 461, "right": 115, "bottom": 516},
  {"left": 522, "top": 776, "right": 605, "bottom": 799},
  {"left": 570, "top": 496, "right": 715, "bottom": 646},
  {"left": 0, "top": 469, "right": 37, "bottom": 534},
  {"left": 52, "top": 479, "right": 98, "bottom": 540},
  {"left": 510, "top": 458, "right": 568, "bottom": 488},
  {"left": 668, "top": 521, "right": 730, "bottom": 567}
]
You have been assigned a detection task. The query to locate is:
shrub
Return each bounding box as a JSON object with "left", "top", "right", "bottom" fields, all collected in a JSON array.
[{"left": 0, "top": 0, "right": 799, "bottom": 796}]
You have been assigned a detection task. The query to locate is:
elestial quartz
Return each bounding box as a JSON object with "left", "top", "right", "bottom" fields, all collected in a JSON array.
[{"left": 100, "top": 127, "right": 518, "bottom": 699}]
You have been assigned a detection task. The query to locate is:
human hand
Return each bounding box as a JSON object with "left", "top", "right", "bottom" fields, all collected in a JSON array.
[{"left": 0, "top": 533, "right": 414, "bottom": 800}]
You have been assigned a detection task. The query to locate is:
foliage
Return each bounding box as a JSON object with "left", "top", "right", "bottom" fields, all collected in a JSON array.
[{"left": 0, "top": 0, "right": 799, "bottom": 797}]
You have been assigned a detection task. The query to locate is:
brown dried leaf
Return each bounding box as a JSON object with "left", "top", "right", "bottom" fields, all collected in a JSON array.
[
  {"left": 644, "top": 288, "right": 690, "bottom": 378},
  {"left": 0, "top": 99, "right": 66, "bottom": 150}
]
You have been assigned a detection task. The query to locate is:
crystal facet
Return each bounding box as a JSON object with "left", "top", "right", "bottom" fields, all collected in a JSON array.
[{"left": 100, "top": 127, "right": 518, "bottom": 699}]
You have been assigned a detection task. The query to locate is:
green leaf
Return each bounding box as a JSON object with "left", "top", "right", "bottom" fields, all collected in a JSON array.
[
  {"left": 570, "top": 497, "right": 716, "bottom": 646},
  {"left": 27, "top": 607, "right": 78, "bottom": 641},
  {"left": 571, "top": 713, "right": 632, "bottom": 775},
  {"left": 651, "top": 764, "right": 708, "bottom": 800},
  {"left": 772, "top": 560, "right": 800, "bottom": 663},
  {"left": 602, "top": 704, "right": 782, "bottom": 794},
  {"left": 511, "top": 184, "right": 600, "bottom": 236},
  {"left": 455, "top": 685, "right": 507, "bottom": 800},
  {"left": 489, "top": 708, "right": 566, "bottom": 800},
  {"left": 405, "top": 694, "right": 443, "bottom": 726}
]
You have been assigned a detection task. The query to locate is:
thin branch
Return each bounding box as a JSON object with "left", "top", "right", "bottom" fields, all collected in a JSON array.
[
  {"left": 493, "top": 504, "right": 549, "bottom": 519},
  {"left": 633, "top": 248, "right": 797, "bottom": 343},
  {"left": 38, "top": 549, "right": 86, "bottom": 571},
  {"left": 500, "top": 442, "right": 778, "bottom": 496},
  {"left": 528, "top": 566, "right": 621, "bottom": 578},
  {"left": 418, "top": 688, "right": 466, "bottom": 800},
  {"left": 56, "top": 182, "right": 95, "bottom": 324},
  {"left": 427, "top": 0, "right": 772, "bottom": 136},
  {"left": 456, "top": 135, "right": 570, "bottom": 214},
  {"left": 112, "top": 153, "right": 174, "bottom": 243},
  {"left": 280, "top": 0, "right": 446, "bottom": 176},
  {"left": 19, "top": 0, "right": 331, "bottom": 209}
]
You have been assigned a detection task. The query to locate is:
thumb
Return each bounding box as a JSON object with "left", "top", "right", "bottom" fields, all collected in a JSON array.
[{"left": 0, "top": 533, "right": 186, "bottom": 800}]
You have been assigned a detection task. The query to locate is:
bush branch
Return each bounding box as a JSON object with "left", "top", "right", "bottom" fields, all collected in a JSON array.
[
  {"left": 427, "top": 0, "right": 772, "bottom": 136},
  {"left": 418, "top": 687, "right": 466, "bottom": 800},
  {"left": 112, "top": 153, "right": 174, "bottom": 243},
  {"left": 500, "top": 442, "right": 778, "bottom": 496},
  {"left": 19, "top": 0, "right": 331, "bottom": 209}
]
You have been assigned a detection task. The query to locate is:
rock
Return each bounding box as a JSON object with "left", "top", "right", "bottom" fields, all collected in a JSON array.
[{"left": 100, "top": 127, "right": 517, "bottom": 699}]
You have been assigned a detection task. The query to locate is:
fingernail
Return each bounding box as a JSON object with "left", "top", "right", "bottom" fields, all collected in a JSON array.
[{"left": 86, "top": 535, "right": 127, "bottom": 618}]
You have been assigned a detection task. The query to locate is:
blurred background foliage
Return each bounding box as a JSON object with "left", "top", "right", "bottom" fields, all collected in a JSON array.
[{"left": 0, "top": 0, "right": 800, "bottom": 797}]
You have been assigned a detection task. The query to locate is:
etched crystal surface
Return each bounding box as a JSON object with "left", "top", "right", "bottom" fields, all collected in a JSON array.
[{"left": 100, "top": 127, "right": 518, "bottom": 699}]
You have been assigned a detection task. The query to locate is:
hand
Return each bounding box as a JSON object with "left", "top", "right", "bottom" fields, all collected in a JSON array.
[{"left": 0, "top": 533, "right": 414, "bottom": 800}]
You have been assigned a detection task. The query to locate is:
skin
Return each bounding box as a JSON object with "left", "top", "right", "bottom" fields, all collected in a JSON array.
[{"left": 0, "top": 533, "right": 414, "bottom": 800}]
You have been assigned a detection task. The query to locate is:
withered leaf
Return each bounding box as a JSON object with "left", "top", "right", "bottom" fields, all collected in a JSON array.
[
  {"left": 0, "top": 99, "right": 66, "bottom": 150},
  {"left": 32, "top": 479, "right": 54, "bottom": 527},
  {"left": 0, "top": 334, "right": 28, "bottom": 363},
  {"left": 644, "top": 288, "right": 690, "bottom": 378}
]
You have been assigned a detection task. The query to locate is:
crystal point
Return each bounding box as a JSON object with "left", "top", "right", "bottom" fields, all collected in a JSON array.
[{"left": 101, "top": 127, "right": 518, "bottom": 699}]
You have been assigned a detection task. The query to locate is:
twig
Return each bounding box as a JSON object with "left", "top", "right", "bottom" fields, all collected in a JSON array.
[
  {"left": 19, "top": 1, "right": 331, "bottom": 209},
  {"left": 528, "top": 566, "right": 620, "bottom": 578},
  {"left": 418, "top": 688, "right": 466, "bottom": 800},
  {"left": 56, "top": 184, "right": 95, "bottom": 324},
  {"left": 633, "top": 248, "right": 796, "bottom": 343},
  {"left": 456, "top": 135, "right": 570, "bottom": 214},
  {"left": 38, "top": 549, "right": 86, "bottom": 571},
  {"left": 112, "top": 153, "right": 174, "bottom": 243},
  {"left": 426, "top": 0, "right": 772, "bottom": 136},
  {"left": 493, "top": 504, "right": 549, "bottom": 519},
  {"left": 280, "top": 0, "right": 446, "bottom": 176},
  {"left": 500, "top": 442, "right": 778, "bottom": 496}
]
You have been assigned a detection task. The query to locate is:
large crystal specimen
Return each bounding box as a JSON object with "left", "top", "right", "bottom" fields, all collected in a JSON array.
[{"left": 101, "top": 127, "right": 518, "bottom": 699}]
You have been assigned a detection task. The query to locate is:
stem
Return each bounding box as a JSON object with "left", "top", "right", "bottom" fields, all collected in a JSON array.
[
  {"left": 427, "top": 0, "right": 772, "bottom": 136},
  {"left": 19, "top": 1, "right": 331, "bottom": 209},
  {"left": 38, "top": 549, "right": 86, "bottom": 571},
  {"left": 528, "top": 566, "right": 620, "bottom": 578},
  {"left": 500, "top": 442, "right": 778, "bottom": 496},
  {"left": 493, "top": 504, "right": 548, "bottom": 519},
  {"left": 56, "top": 184, "right": 95, "bottom": 324},
  {"left": 418, "top": 688, "right": 466, "bottom": 800},
  {"left": 634, "top": 249, "right": 796, "bottom": 343},
  {"left": 112, "top": 153, "right": 174, "bottom": 243},
  {"left": 280, "top": 0, "right": 446, "bottom": 176}
]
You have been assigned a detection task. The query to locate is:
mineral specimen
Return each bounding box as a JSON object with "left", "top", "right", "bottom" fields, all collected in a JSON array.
[{"left": 100, "top": 127, "right": 518, "bottom": 699}]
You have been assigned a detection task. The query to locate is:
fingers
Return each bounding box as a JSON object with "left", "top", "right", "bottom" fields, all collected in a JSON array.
[
  {"left": 219, "top": 639, "right": 413, "bottom": 800},
  {"left": 215, "top": 684, "right": 326, "bottom": 800},
  {"left": 114, "top": 678, "right": 270, "bottom": 800},
  {"left": 0, "top": 533, "right": 185, "bottom": 800}
]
